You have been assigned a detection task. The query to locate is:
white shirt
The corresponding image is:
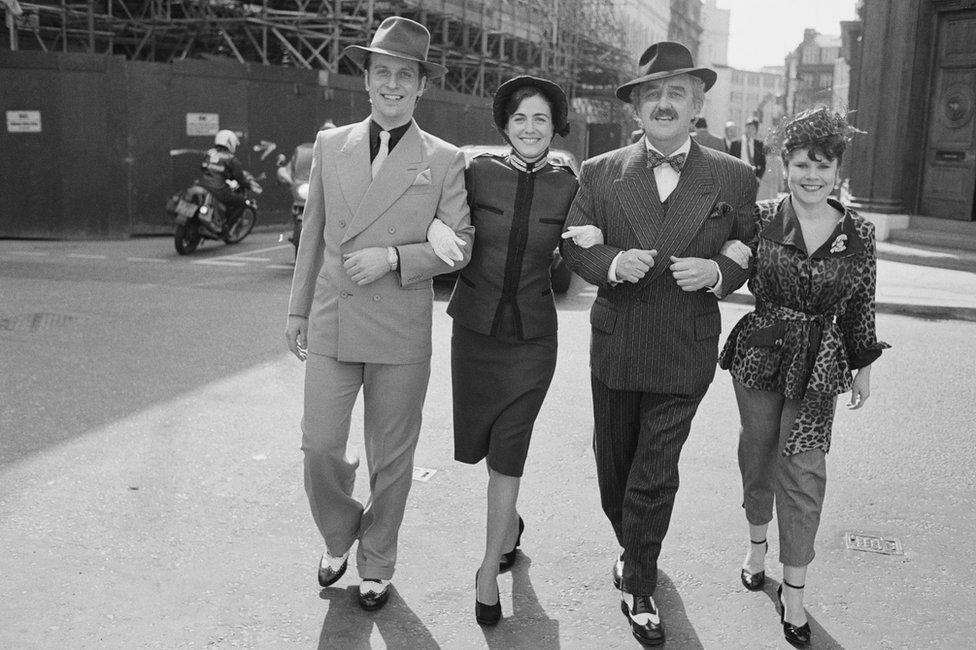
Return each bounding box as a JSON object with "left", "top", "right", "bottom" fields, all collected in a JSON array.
[
  {"left": 606, "top": 136, "right": 722, "bottom": 290},
  {"left": 739, "top": 136, "right": 753, "bottom": 165},
  {"left": 646, "top": 136, "right": 691, "bottom": 202}
]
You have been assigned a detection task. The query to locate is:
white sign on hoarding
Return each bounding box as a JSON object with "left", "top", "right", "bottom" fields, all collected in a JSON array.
[
  {"left": 186, "top": 113, "right": 220, "bottom": 137},
  {"left": 6, "top": 111, "right": 42, "bottom": 133}
]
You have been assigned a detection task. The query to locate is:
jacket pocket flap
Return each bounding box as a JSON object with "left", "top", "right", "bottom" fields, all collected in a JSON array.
[
  {"left": 590, "top": 297, "right": 617, "bottom": 334},
  {"left": 694, "top": 312, "right": 721, "bottom": 341},
  {"left": 745, "top": 322, "right": 787, "bottom": 347}
]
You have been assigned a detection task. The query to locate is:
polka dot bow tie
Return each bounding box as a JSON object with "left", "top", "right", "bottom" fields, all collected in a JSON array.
[{"left": 646, "top": 150, "right": 686, "bottom": 172}]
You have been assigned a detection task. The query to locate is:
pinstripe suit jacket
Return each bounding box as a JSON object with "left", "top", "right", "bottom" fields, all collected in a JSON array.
[{"left": 562, "top": 139, "right": 757, "bottom": 395}]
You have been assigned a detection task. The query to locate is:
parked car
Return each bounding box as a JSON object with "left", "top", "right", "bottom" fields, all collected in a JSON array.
[{"left": 456, "top": 144, "right": 578, "bottom": 294}]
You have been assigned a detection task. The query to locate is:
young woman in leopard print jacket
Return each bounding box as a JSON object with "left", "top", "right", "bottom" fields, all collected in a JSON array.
[{"left": 718, "top": 106, "right": 890, "bottom": 648}]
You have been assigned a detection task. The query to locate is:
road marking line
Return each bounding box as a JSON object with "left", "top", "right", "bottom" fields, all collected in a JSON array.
[
  {"left": 127, "top": 257, "right": 170, "bottom": 263},
  {"left": 215, "top": 243, "right": 291, "bottom": 260},
  {"left": 266, "top": 264, "right": 294, "bottom": 270},
  {"left": 228, "top": 256, "right": 272, "bottom": 262},
  {"left": 7, "top": 251, "right": 50, "bottom": 256},
  {"left": 67, "top": 254, "right": 107, "bottom": 259},
  {"left": 192, "top": 260, "right": 248, "bottom": 267}
]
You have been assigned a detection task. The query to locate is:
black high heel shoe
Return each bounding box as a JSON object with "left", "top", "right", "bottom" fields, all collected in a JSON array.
[
  {"left": 777, "top": 582, "right": 812, "bottom": 647},
  {"left": 740, "top": 538, "right": 767, "bottom": 590},
  {"left": 499, "top": 516, "right": 524, "bottom": 570},
  {"left": 475, "top": 570, "right": 501, "bottom": 626}
]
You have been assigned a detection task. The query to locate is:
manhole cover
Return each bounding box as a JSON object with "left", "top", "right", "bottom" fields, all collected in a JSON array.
[
  {"left": 0, "top": 313, "right": 81, "bottom": 332},
  {"left": 844, "top": 531, "right": 904, "bottom": 555}
]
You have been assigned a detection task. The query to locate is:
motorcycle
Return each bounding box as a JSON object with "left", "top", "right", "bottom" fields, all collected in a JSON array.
[
  {"left": 167, "top": 173, "right": 263, "bottom": 255},
  {"left": 276, "top": 142, "right": 314, "bottom": 257}
]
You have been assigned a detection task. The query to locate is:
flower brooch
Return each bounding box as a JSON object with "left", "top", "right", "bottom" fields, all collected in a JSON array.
[{"left": 829, "top": 234, "right": 848, "bottom": 254}]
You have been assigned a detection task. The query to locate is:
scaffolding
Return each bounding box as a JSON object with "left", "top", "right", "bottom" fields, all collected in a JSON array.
[{"left": 3, "top": 1, "right": 635, "bottom": 101}]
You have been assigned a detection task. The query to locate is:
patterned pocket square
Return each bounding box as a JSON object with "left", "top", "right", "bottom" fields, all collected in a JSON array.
[
  {"left": 708, "top": 201, "right": 733, "bottom": 219},
  {"left": 412, "top": 169, "right": 431, "bottom": 186}
]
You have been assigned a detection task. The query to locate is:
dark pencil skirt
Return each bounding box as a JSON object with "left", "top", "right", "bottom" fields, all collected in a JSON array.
[{"left": 452, "top": 321, "right": 557, "bottom": 477}]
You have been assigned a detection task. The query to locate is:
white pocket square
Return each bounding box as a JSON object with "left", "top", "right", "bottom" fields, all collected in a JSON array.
[{"left": 412, "top": 169, "right": 431, "bottom": 186}]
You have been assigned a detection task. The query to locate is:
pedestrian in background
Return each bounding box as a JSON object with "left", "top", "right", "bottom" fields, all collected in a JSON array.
[
  {"left": 731, "top": 116, "right": 767, "bottom": 179},
  {"left": 561, "top": 41, "right": 757, "bottom": 646},
  {"left": 720, "top": 106, "right": 889, "bottom": 647},
  {"left": 427, "top": 75, "right": 598, "bottom": 626},
  {"left": 284, "top": 16, "right": 473, "bottom": 612},
  {"left": 692, "top": 117, "right": 727, "bottom": 152},
  {"left": 724, "top": 120, "right": 738, "bottom": 152}
]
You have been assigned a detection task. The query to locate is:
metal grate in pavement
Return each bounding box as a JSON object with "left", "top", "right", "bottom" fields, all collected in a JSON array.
[
  {"left": 844, "top": 531, "right": 904, "bottom": 555},
  {"left": 0, "top": 312, "right": 82, "bottom": 332}
]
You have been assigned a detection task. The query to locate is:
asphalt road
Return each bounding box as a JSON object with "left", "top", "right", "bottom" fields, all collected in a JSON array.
[{"left": 2, "top": 233, "right": 975, "bottom": 648}]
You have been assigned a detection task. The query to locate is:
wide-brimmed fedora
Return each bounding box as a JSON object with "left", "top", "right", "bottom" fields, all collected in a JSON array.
[
  {"left": 492, "top": 76, "right": 570, "bottom": 137},
  {"left": 615, "top": 41, "right": 716, "bottom": 102},
  {"left": 342, "top": 16, "right": 448, "bottom": 79}
]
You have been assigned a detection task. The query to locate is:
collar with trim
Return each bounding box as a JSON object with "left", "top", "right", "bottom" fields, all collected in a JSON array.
[{"left": 762, "top": 196, "right": 866, "bottom": 258}]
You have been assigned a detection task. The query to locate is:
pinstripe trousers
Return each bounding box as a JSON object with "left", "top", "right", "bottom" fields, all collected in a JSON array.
[{"left": 591, "top": 373, "right": 705, "bottom": 596}]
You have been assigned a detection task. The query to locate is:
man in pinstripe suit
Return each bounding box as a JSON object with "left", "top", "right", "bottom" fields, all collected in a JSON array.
[{"left": 562, "top": 42, "right": 757, "bottom": 646}]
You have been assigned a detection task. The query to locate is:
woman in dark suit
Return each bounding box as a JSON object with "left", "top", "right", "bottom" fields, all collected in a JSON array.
[{"left": 428, "top": 76, "right": 596, "bottom": 625}]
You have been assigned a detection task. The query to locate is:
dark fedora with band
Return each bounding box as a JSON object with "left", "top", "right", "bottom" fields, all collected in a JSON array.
[
  {"left": 615, "top": 41, "right": 716, "bottom": 102},
  {"left": 342, "top": 16, "right": 448, "bottom": 79},
  {"left": 492, "top": 75, "right": 571, "bottom": 138}
]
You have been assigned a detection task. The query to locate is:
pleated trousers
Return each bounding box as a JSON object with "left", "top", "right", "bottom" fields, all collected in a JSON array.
[
  {"left": 301, "top": 352, "right": 431, "bottom": 581},
  {"left": 591, "top": 373, "right": 705, "bottom": 596}
]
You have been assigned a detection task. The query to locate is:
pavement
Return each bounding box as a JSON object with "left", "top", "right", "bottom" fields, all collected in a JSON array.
[{"left": 2, "top": 234, "right": 975, "bottom": 648}]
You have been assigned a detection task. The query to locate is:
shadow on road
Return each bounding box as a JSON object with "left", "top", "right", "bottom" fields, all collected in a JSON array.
[
  {"left": 761, "top": 579, "right": 847, "bottom": 649},
  {"left": 317, "top": 584, "right": 440, "bottom": 649},
  {"left": 652, "top": 570, "right": 702, "bottom": 648},
  {"left": 480, "top": 554, "right": 560, "bottom": 648}
]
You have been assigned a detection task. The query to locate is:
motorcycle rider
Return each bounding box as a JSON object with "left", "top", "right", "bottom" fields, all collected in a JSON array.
[{"left": 200, "top": 129, "right": 251, "bottom": 230}]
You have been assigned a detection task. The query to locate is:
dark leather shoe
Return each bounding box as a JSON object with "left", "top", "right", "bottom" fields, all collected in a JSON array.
[
  {"left": 777, "top": 584, "right": 811, "bottom": 647},
  {"left": 620, "top": 592, "right": 665, "bottom": 646},
  {"left": 475, "top": 570, "right": 501, "bottom": 626},
  {"left": 740, "top": 539, "right": 766, "bottom": 590},
  {"left": 740, "top": 567, "right": 765, "bottom": 590},
  {"left": 358, "top": 579, "right": 390, "bottom": 611},
  {"left": 499, "top": 516, "right": 524, "bottom": 570},
  {"left": 612, "top": 554, "right": 623, "bottom": 590},
  {"left": 317, "top": 552, "right": 348, "bottom": 588}
]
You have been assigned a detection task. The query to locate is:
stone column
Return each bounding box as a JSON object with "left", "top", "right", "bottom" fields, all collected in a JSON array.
[{"left": 847, "top": 0, "right": 924, "bottom": 223}]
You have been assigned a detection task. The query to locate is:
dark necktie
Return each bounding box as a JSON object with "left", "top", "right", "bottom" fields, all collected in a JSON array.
[{"left": 647, "top": 150, "right": 686, "bottom": 173}]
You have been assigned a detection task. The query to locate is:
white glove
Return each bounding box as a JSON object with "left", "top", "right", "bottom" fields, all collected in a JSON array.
[
  {"left": 427, "top": 218, "right": 466, "bottom": 267},
  {"left": 561, "top": 225, "right": 604, "bottom": 249},
  {"left": 720, "top": 239, "right": 752, "bottom": 269}
]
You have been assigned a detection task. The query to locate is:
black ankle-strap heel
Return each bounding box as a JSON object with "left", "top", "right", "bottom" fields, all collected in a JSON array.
[
  {"left": 777, "top": 581, "right": 811, "bottom": 647},
  {"left": 739, "top": 539, "right": 767, "bottom": 591}
]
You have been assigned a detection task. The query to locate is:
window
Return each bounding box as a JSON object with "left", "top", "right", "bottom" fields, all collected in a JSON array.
[{"left": 802, "top": 46, "right": 818, "bottom": 64}]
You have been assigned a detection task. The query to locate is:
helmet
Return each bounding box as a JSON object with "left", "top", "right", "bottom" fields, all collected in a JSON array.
[{"left": 214, "top": 129, "right": 240, "bottom": 154}]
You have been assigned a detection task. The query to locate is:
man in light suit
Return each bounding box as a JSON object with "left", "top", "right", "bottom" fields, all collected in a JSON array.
[
  {"left": 730, "top": 116, "right": 767, "bottom": 179},
  {"left": 562, "top": 42, "right": 757, "bottom": 645},
  {"left": 284, "top": 16, "right": 473, "bottom": 611}
]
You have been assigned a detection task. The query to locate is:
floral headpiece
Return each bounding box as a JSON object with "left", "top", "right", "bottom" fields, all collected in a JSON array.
[{"left": 770, "top": 105, "right": 864, "bottom": 154}]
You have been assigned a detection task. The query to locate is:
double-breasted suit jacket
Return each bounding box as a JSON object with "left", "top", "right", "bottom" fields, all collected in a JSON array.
[
  {"left": 562, "top": 139, "right": 758, "bottom": 396},
  {"left": 288, "top": 118, "right": 474, "bottom": 364}
]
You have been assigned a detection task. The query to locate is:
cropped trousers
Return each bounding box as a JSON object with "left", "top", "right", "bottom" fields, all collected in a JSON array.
[{"left": 733, "top": 381, "right": 829, "bottom": 567}]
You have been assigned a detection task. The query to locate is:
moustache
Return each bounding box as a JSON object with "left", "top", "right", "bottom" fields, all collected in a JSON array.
[{"left": 650, "top": 109, "right": 679, "bottom": 120}]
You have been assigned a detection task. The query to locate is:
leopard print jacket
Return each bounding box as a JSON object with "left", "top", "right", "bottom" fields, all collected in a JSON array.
[{"left": 720, "top": 197, "right": 890, "bottom": 456}]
